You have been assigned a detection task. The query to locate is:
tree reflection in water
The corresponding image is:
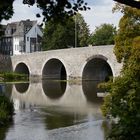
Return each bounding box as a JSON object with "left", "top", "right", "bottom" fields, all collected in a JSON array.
[{"left": 43, "top": 109, "right": 86, "bottom": 130}]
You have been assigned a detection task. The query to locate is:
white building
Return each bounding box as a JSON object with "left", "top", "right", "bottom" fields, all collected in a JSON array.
[{"left": 0, "top": 19, "right": 43, "bottom": 55}]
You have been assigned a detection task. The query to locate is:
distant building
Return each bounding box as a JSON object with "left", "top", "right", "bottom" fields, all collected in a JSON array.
[{"left": 0, "top": 19, "right": 43, "bottom": 55}]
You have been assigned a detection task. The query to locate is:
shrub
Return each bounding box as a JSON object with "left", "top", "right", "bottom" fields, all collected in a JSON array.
[{"left": 0, "top": 96, "right": 14, "bottom": 125}]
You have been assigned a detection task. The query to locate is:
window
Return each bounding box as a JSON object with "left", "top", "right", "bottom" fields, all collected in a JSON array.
[{"left": 27, "top": 37, "right": 29, "bottom": 41}]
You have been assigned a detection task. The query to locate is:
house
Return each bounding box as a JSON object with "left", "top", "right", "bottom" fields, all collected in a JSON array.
[{"left": 0, "top": 19, "right": 43, "bottom": 55}]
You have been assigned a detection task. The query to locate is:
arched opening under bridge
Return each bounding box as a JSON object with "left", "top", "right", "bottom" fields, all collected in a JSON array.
[
  {"left": 42, "top": 58, "right": 67, "bottom": 80},
  {"left": 15, "top": 62, "right": 30, "bottom": 77},
  {"left": 82, "top": 57, "right": 113, "bottom": 103}
]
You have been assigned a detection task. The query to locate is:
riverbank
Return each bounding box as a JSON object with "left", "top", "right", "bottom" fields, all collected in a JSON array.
[
  {"left": 0, "top": 96, "right": 14, "bottom": 125},
  {"left": 0, "top": 72, "right": 29, "bottom": 83},
  {"left": 0, "top": 73, "right": 28, "bottom": 125}
]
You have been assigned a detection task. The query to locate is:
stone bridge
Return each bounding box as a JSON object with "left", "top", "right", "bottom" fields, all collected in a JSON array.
[{"left": 11, "top": 45, "right": 122, "bottom": 82}]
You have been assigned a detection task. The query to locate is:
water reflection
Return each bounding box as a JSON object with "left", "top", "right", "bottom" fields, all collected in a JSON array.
[
  {"left": 0, "top": 84, "right": 12, "bottom": 98},
  {"left": 1, "top": 81, "right": 108, "bottom": 140},
  {"left": 0, "top": 84, "right": 5, "bottom": 95},
  {"left": 42, "top": 80, "right": 66, "bottom": 99},
  {"left": 82, "top": 81, "right": 103, "bottom": 104},
  {"left": 0, "top": 84, "right": 13, "bottom": 140},
  {"left": 15, "top": 83, "right": 29, "bottom": 93},
  {"left": 11, "top": 81, "right": 104, "bottom": 113},
  {"left": 43, "top": 108, "right": 86, "bottom": 129}
]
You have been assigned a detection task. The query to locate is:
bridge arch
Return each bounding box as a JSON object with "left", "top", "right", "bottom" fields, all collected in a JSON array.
[
  {"left": 42, "top": 58, "right": 67, "bottom": 80},
  {"left": 82, "top": 55, "right": 113, "bottom": 81},
  {"left": 82, "top": 55, "right": 113, "bottom": 102},
  {"left": 15, "top": 62, "right": 30, "bottom": 76}
]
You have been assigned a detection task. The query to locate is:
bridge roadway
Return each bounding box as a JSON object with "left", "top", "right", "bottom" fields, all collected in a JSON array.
[{"left": 11, "top": 45, "right": 122, "bottom": 81}]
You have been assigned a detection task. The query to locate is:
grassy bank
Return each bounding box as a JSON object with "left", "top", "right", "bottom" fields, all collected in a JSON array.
[{"left": 0, "top": 72, "right": 29, "bottom": 82}]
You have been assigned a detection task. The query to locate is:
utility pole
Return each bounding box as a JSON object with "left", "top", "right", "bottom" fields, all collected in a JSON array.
[{"left": 75, "top": 14, "right": 77, "bottom": 48}]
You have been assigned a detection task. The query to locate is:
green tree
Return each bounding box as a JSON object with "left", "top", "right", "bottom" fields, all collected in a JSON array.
[
  {"left": 114, "top": 5, "right": 140, "bottom": 62},
  {"left": 102, "top": 36, "right": 140, "bottom": 140},
  {"left": 0, "top": 0, "right": 90, "bottom": 23},
  {"left": 0, "top": 96, "right": 14, "bottom": 124},
  {"left": 89, "top": 23, "right": 116, "bottom": 46},
  {"left": 74, "top": 13, "right": 90, "bottom": 47},
  {"left": 101, "top": 5, "right": 140, "bottom": 140},
  {"left": 42, "top": 18, "right": 75, "bottom": 50},
  {"left": 42, "top": 13, "right": 90, "bottom": 50},
  {"left": 0, "top": 1, "right": 14, "bottom": 23}
]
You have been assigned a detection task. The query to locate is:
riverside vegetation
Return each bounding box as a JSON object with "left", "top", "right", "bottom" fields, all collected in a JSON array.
[
  {"left": 0, "top": 72, "right": 29, "bottom": 82},
  {"left": 101, "top": 4, "right": 140, "bottom": 140},
  {"left": 0, "top": 72, "right": 29, "bottom": 125},
  {"left": 0, "top": 96, "right": 14, "bottom": 125}
]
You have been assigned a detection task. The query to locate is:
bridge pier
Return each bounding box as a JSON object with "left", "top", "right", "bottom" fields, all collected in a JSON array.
[{"left": 29, "top": 75, "right": 42, "bottom": 83}]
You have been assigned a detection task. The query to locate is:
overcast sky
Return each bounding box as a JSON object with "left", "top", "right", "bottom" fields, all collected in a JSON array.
[{"left": 2, "top": 0, "right": 122, "bottom": 33}]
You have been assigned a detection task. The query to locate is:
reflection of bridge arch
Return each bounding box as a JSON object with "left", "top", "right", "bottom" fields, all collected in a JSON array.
[
  {"left": 42, "top": 80, "right": 67, "bottom": 99},
  {"left": 13, "top": 83, "right": 30, "bottom": 95},
  {"left": 15, "top": 83, "right": 30, "bottom": 94},
  {"left": 11, "top": 81, "right": 104, "bottom": 113},
  {"left": 42, "top": 58, "right": 67, "bottom": 80},
  {"left": 15, "top": 62, "right": 30, "bottom": 76}
]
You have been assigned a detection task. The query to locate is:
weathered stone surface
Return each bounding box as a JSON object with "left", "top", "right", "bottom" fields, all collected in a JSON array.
[{"left": 10, "top": 45, "right": 123, "bottom": 80}]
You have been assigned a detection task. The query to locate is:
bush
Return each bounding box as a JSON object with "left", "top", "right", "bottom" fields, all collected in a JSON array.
[
  {"left": 0, "top": 96, "right": 14, "bottom": 125},
  {"left": 102, "top": 36, "right": 140, "bottom": 139}
]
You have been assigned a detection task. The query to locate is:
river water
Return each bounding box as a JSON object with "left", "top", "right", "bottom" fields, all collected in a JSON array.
[{"left": 0, "top": 81, "right": 109, "bottom": 140}]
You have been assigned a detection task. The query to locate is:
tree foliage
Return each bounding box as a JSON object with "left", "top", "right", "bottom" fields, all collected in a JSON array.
[
  {"left": 34, "top": 0, "right": 90, "bottom": 22},
  {"left": 0, "top": 0, "right": 14, "bottom": 23},
  {"left": 42, "top": 18, "right": 75, "bottom": 50},
  {"left": 102, "top": 36, "right": 140, "bottom": 140},
  {"left": 74, "top": 13, "right": 90, "bottom": 47},
  {"left": 0, "top": 96, "right": 14, "bottom": 125},
  {"left": 102, "top": 5, "right": 140, "bottom": 140},
  {"left": 114, "top": 5, "right": 140, "bottom": 63},
  {"left": 0, "top": 0, "right": 90, "bottom": 23},
  {"left": 89, "top": 23, "right": 116, "bottom": 46},
  {"left": 42, "top": 13, "right": 90, "bottom": 50}
]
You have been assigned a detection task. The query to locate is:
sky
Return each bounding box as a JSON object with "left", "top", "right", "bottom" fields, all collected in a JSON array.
[{"left": 2, "top": 0, "right": 122, "bottom": 33}]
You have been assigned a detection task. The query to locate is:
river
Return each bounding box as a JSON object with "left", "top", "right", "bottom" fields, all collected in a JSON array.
[{"left": 0, "top": 80, "right": 109, "bottom": 140}]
